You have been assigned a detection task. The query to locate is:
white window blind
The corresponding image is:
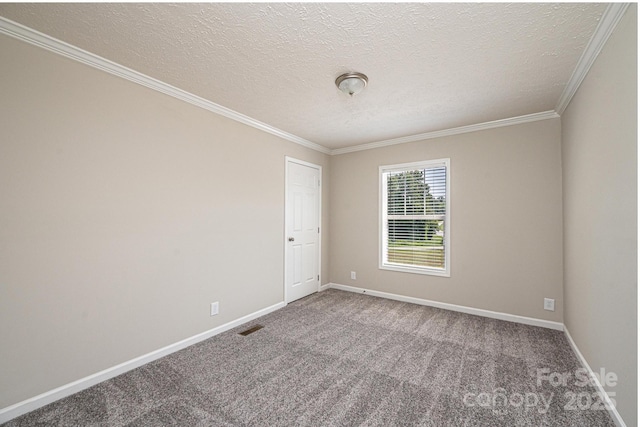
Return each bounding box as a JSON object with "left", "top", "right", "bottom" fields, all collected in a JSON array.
[{"left": 380, "top": 159, "right": 450, "bottom": 276}]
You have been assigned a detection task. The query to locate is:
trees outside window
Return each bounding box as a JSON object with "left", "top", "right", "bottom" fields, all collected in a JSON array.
[{"left": 380, "top": 159, "right": 450, "bottom": 276}]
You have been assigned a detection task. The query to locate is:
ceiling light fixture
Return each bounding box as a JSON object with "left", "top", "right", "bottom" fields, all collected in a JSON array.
[{"left": 335, "top": 72, "right": 368, "bottom": 96}]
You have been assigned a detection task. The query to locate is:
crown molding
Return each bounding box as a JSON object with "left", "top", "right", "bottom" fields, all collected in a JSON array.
[
  {"left": 330, "top": 110, "right": 560, "bottom": 155},
  {"left": 0, "top": 17, "right": 331, "bottom": 155},
  {"left": 1, "top": 3, "right": 629, "bottom": 158},
  {"left": 555, "top": 3, "right": 630, "bottom": 115}
]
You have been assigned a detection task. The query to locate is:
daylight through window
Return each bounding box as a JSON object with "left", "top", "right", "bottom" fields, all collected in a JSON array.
[{"left": 380, "top": 159, "right": 450, "bottom": 276}]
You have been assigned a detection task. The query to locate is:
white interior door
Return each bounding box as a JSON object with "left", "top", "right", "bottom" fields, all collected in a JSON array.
[{"left": 285, "top": 158, "right": 321, "bottom": 303}]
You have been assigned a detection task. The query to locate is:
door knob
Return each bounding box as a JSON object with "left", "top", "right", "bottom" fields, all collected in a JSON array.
[{"left": 288, "top": 237, "right": 295, "bottom": 242}]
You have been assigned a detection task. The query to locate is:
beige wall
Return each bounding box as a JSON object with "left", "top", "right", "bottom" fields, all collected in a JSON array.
[
  {"left": 561, "top": 5, "right": 637, "bottom": 426},
  {"left": 329, "top": 119, "right": 564, "bottom": 322},
  {"left": 0, "top": 34, "right": 330, "bottom": 408},
  {"left": 1, "top": 6, "right": 636, "bottom": 423}
]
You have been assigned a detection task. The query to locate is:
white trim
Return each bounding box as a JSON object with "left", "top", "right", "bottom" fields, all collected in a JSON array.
[
  {"left": 0, "top": 17, "right": 330, "bottom": 155},
  {"left": 555, "top": 3, "right": 631, "bottom": 115},
  {"left": 330, "top": 111, "right": 560, "bottom": 155},
  {"left": 318, "top": 283, "right": 330, "bottom": 292},
  {"left": 0, "top": 14, "right": 558, "bottom": 156},
  {"left": 1, "top": 3, "right": 630, "bottom": 158},
  {"left": 0, "top": 301, "right": 285, "bottom": 424},
  {"left": 284, "top": 157, "right": 322, "bottom": 304},
  {"left": 379, "top": 159, "right": 451, "bottom": 277},
  {"left": 564, "top": 327, "right": 626, "bottom": 427},
  {"left": 0, "top": 12, "right": 554, "bottom": 158},
  {"left": 328, "top": 283, "right": 564, "bottom": 331}
]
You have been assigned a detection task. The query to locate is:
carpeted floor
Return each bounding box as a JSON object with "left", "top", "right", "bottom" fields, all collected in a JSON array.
[{"left": 4, "top": 289, "right": 615, "bottom": 426}]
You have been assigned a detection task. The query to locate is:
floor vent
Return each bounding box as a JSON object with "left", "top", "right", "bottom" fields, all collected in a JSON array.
[{"left": 239, "top": 325, "right": 264, "bottom": 336}]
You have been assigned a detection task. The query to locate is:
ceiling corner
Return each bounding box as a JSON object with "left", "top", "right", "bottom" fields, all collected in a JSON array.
[{"left": 555, "top": 3, "right": 631, "bottom": 115}]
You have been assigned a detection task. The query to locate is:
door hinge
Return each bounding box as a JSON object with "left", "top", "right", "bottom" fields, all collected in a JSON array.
[
  {"left": 317, "top": 275, "right": 320, "bottom": 281},
  {"left": 318, "top": 227, "right": 320, "bottom": 233}
]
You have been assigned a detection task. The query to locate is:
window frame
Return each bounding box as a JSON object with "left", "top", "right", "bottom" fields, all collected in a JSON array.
[{"left": 379, "top": 158, "right": 451, "bottom": 277}]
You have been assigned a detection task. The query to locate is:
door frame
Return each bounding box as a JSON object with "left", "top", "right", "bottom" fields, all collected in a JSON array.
[{"left": 284, "top": 156, "right": 322, "bottom": 304}]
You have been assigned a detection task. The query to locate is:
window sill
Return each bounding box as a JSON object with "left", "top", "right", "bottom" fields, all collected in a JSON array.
[{"left": 379, "top": 263, "right": 450, "bottom": 277}]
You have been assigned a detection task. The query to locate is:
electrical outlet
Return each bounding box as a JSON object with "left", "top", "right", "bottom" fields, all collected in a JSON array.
[
  {"left": 210, "top": 302, "right": 219, "bottom": 316},
  {"left": 350, "top": 271, "right": 357, "bottom": 280},
  {"left": 544, "top": 298, "right": 555, "bottom": 311}
]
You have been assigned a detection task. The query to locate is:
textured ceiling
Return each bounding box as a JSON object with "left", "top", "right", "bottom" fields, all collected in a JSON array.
[{"left": 0, "top": 3, "right": 606, "bottom": 149}]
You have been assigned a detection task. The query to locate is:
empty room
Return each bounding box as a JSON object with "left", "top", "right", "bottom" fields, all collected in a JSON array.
[{"left": 0, "top": 3, "right": 636, "bottom": 426}]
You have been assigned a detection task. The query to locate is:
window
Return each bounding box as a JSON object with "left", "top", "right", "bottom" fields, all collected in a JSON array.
[{"left": 380, "top": 159, "right": 450, "bottom": 276}]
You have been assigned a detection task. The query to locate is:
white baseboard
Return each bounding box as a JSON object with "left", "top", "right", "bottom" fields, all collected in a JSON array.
[
  {"left": 564, "top": 328, "right": 626, "bottom": 427},
  {"left": 328, "top": 283, "right": 564, "bottom": 331},
  {"left": 0, "top": 301, "right": 285, "bottom": 424},
  {"left": 327, "top": 284, "right": 623, "bottom": 425},
  {"left": 4, "top": 287, "right": 623, "bottom": 426}
]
